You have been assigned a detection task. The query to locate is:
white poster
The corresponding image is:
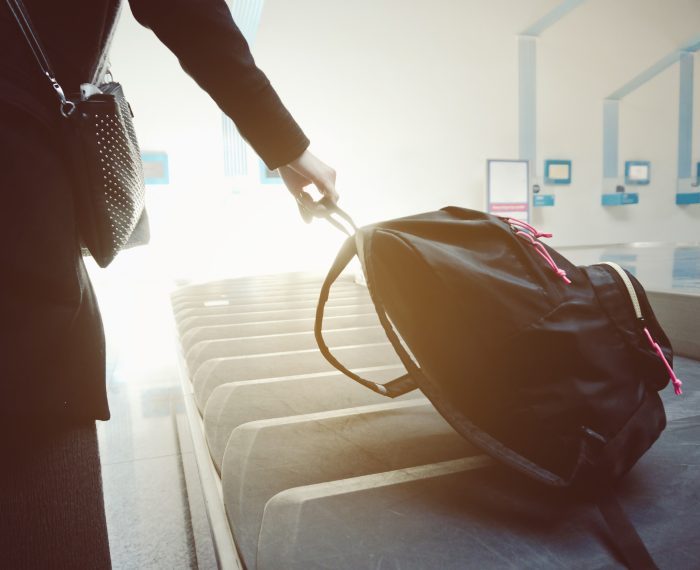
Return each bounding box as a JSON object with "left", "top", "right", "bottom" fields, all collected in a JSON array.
[{"left": 487, "top": 159, "right": 530, "bottom": 222}]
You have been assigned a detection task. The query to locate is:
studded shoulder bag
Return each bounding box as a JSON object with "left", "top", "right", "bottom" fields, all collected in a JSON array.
[{"left": 7, "top": 0, "right": 149, "bottom": 268}]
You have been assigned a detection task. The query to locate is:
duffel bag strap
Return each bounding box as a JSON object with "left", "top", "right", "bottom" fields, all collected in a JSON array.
[
  {"left": 582, "top": 389, "right": 663, "bottom": 569},
  {"left": 315, "top": 236, "right": 417, "bottom": 398},
  {"left": 597, "top": 486, "right": 659, "bottom": 569}
]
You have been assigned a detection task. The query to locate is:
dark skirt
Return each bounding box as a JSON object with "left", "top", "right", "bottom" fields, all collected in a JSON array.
[
  {"left": 0, "top": 418, "right": 111, "bottom": 569},
  {"left": 0, "top": 104, "right": 110, "bottom": 422}
]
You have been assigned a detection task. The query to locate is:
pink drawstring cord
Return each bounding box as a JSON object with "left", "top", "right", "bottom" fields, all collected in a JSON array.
[
  {"left": 643, "top": 327, "right": 683, "bottom": 395},
  {"left": 506, "top": 217, "right": 681, "bottom": 395},
  {"left": 514, "top": 229, "right": 572, "bottom": 285},
  {"left": 507, "top": 218, "right": 553, "bottom": 239}
]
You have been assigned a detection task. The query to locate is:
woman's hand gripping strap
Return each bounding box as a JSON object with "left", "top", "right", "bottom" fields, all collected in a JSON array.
[{"left": 296, "top": 193, "right": 357, "bottom": 236}]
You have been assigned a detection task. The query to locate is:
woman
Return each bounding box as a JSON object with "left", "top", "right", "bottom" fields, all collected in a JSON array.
[{"left": 0, "top": 0, "right": 336, "bottom": 567}]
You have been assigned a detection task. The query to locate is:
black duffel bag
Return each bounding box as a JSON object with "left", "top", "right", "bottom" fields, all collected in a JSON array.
[{"left": 311, "top": 203, "right": 681, "bottom": 569}]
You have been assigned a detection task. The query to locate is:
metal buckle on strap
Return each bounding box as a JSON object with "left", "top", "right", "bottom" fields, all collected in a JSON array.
[{"left": 46, "top": 73, "right": 75, "bottom": 117}]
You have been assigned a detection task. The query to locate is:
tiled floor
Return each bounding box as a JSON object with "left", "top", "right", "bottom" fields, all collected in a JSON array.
[{"left": 87, "top": 247, "right": 215, "bottom": 570}]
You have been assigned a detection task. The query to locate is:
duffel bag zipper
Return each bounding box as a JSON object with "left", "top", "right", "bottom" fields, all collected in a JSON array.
[{"left": 602, "top": 261, "right": 682, "bottom": 395}]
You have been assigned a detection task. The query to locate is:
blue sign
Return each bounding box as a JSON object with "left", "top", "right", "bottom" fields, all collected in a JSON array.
[
  {"left": 533, "top": 194, "right": 555, "bottom": 207},
  {"left": 676, "top": 192, "right": 700, "bottom": 205},
  {"left": 602, "top": 192, "right": 639, "bottom": 206},
  {"left": 141, "top": 152, "right": 169, "bottom": 185}
]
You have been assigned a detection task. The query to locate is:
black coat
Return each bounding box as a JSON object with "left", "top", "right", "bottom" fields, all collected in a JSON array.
[{"left": 0, "top": 0, "right": 309, "bottom": 422}]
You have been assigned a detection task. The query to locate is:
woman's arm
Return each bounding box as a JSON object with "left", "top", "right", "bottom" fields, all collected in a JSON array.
[
  {"left": 128, "top": 0, "right": 308, "bottom": 170},
  {"left": 128, "top": 0, "right": 338, "bottom": 207}
]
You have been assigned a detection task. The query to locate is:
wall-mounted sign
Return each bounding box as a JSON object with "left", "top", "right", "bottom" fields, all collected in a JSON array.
[
  {"left": 487, "top": 159, "right": 529, "bottom": 222},
  {"left": 602, "top": 192, "right": 639, "bottom": 206},
  {"left": 624, "top": 161, "right": 650, "bottom": 185},
  {"left": 676, "top": 192, "right": 700, "bottom": 205},
  {"left": 544, "top": 159, "right": 571, "bottom": 185},
  {"left": 141, "top": 151, "right": 169, "bottom": 185},
  {"left": 533, "top": 194, "right": 555, "bottom": 207}
]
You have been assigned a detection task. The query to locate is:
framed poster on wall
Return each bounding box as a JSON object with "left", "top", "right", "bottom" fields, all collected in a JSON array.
[
  {"left": 544, "top": 159, "right": 572, "bottom": 185},
  {"left": 487, "top": 159, "right": 530, "bottom": 222},
  {"left": 624, "top": 161, "right": 651, "bottom": 185}
]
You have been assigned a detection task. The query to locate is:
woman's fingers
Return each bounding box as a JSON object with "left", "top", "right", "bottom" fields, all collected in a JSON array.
[
  {"left": 285, "top": 149, "right": 339, "bottom": 203},
  {"left": 278, "top": 150, "right": 339, "bottom": 224}
]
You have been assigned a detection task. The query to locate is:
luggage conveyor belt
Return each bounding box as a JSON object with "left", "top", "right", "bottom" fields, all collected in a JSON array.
[
  {"left": 561, "top": 243, "right": 700, "bottom": 360},
  {"left": 172, "top": 272, "right": 700, "bottom": 570}
]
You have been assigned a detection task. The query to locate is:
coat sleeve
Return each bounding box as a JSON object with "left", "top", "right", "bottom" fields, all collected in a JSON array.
[{"left": 128, "top": 0, "right": 309, "bottom": 170}]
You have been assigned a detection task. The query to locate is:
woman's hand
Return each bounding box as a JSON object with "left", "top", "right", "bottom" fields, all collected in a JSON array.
[{"left": 278, "top": 149, "right": 338, "bottom": 221}]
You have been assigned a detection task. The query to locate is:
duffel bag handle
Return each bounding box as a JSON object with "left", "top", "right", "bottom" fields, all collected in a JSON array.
[
  {"left": 295, "top": 192, "right": 357, "bottom": 236},
  {"left": 315, "top": 235, "right": 418, "bottom": 398}
]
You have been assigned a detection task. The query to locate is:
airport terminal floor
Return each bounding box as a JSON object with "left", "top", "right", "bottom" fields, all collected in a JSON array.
[{"left": 88, "top": 240, "right": 700, "bottom": 569}]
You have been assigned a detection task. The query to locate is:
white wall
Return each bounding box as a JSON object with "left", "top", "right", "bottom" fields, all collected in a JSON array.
[
  {"left": 535, "top": 0, "right": 700, "bottom": 245},
  {"left": 110, "top": 0, "right": 700, "bottom": 258},
  {"left": 253, "top": 0, "right": 700, "bottom": 244},
  {"left": 254, "top": 0, "right": 558, "bottom": 225}
]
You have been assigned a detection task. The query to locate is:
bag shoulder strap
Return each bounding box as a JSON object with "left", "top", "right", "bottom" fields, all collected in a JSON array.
[{"left": 5, "top": 0, "right": 74, "bottom": 116}]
